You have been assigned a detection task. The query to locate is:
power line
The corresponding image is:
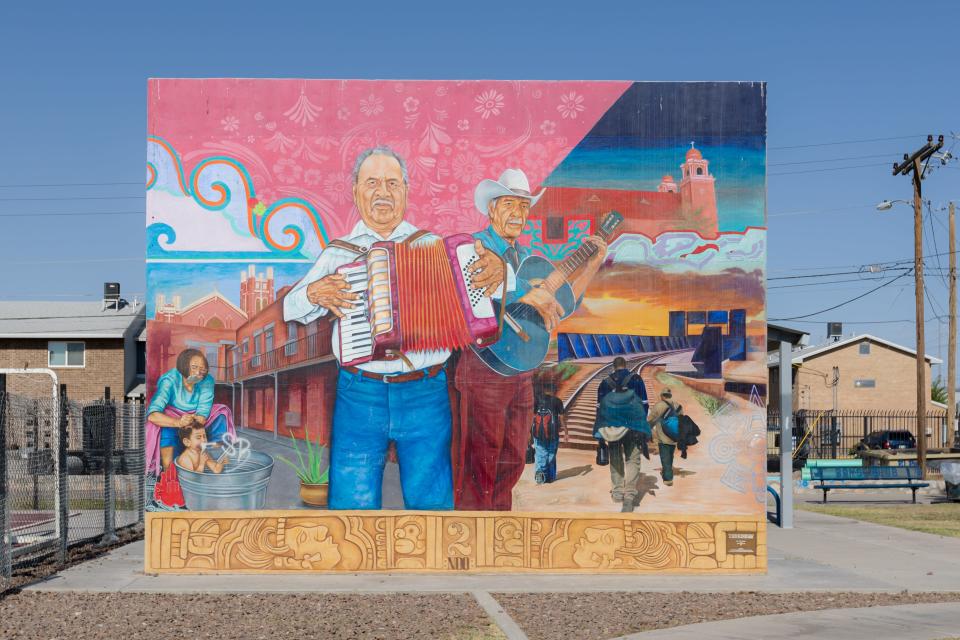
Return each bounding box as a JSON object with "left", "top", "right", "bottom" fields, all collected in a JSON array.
[
  {"left": 769, "top": 134, "right": 928, "bottom": 151},
  {"left": 768, "top": 276, "right": 898, "bottom": 290},
  {"left": 0, "top": 181, "right": 142, "bottom": 189},
  {"left": 0, "top": 211, "right": 141, "bottom": 218},
  {"left": 769, "top": 269, "right": 913, "bottom": 321},
  {"left": 768, "top": 269, "right": 898, "bottom": 282},
  {"left": 0, "top": 196, "right": 142, "bottom": 202},
  {"left": 768, "top": 153, "right": 894, "bottom": 167},
  {"left": 768, "top": 162, "right": 892, "bottom": 176}
]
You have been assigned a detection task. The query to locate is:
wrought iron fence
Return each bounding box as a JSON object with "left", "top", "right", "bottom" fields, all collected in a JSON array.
[
  {"left": 767, "top": 408, "right": 956, "bottom": 462},
  {"left": 1, "top": 379, "right": 145, "bottom": 589}
]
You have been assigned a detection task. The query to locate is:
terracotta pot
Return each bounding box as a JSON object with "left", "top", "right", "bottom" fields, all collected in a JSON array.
[{"left": 299, "top": 482, "right": 329, "bottom": 507}]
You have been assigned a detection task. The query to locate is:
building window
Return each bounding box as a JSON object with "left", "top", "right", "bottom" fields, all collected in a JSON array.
[
  {"left": 252, "top": 331, "right": 262, "bottom": 367},
  {"left": 545, "top": 216, "right": 565, "bottom": 241},
  {"left": 696, "top": 167, "right": 703, "bottom": 175},
  {"left": 264, "top": 324, "right": 275, "bottom": 353},
  {"left": 48, "top": 341, "right": 84, "bottom": 368},
  {"left": 859, "top": 342, "right": 870, "bottom": 355},
  {"left": 285, "top": 322, "right": 300, "bottom": 356},
  {"left": 854, "top": 379, "right": 876, "bottom": 388}
]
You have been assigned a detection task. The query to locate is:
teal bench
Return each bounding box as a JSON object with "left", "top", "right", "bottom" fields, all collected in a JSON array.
[{"left": 810, "top": 466, "right": 929, "bottom": 504}]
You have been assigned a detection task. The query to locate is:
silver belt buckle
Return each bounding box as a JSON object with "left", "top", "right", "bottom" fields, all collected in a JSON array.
[{"left": 380, "top": 371, "right": 403, "bottom": 384}]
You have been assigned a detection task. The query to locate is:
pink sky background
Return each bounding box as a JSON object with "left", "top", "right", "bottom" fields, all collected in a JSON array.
[{"left": 148, "top": 79, "right": 630, "bottom": 240}]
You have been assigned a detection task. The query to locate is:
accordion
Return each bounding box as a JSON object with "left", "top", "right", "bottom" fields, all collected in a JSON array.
[{"left": 336, "top": 233, "right": 500, "bottom": 367}]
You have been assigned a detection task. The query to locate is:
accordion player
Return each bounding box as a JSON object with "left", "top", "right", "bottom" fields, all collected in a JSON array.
[{"left": 336, "top": 233, "right": 502, "bottom": 367}]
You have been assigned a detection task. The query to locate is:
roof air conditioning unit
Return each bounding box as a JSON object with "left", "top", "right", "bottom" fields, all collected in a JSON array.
[{"left": 827, "top": 322, "right": 843, "bottom": 342}]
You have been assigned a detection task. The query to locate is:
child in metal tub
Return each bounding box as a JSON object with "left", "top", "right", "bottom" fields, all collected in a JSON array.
[{"left": 177, "top": 424, "right": 230, "bottom": 474}]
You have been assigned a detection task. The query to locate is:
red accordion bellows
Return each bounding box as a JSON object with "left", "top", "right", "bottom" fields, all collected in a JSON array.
[{"left": 395, "top": 240, "right": 473, "bottom": 352}]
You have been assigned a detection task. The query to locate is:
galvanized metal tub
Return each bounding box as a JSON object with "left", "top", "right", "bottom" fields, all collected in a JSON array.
[{"left": 175, "top": 450, "right": 273, "bottom": 511}]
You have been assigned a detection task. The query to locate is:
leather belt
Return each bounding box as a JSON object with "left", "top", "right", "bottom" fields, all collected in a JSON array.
[{"left": 342, "top": 363, "right": 444, "bottom": 384}]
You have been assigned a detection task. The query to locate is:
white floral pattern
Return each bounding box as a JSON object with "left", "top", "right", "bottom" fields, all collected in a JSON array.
[
  {"left": 283, "top": 90, "right": 323, "bottom": 127},
  {"left": 264, "top": 131, "right": 296, "bottom": 154},
  {"left": 452, "top": 152, "right": 485, "bottom": 185},
  {"left": 273, "top": 158, "right": 302, "bottom": 184},
  {"left": 323, "top": 172, "right": 350, "bottom": 205},
  {"left": 403, "top": 97, "right": 420, "bottom": 113},
  {"left": 473, "top": 90, "right": 504, "bottom": 119},
  {"left": 457, "top": 119, "right": 470, "bottom": 131},
  {"left": 360, "top": 94, "right": 384, "bottom": 117},
  {"left": 557, "top": 92, "right": 585, "bottom": 119},
  {"left": 337, "top": 107, "right": 350, "bottom": 121},
  {"left": 540, "top": 120, "right": 556, "bottom": 135},
  {"left": 221, "top": 115, "right": 240, "bottom": 133}
]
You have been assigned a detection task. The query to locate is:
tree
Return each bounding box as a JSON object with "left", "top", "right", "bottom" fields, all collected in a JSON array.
[{"left": 931, "top": 376, "right": 948, "bottom": 405}]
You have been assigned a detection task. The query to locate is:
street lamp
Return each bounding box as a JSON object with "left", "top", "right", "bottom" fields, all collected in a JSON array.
[{"left": 876, "top": 199, "right": 911, "bottom": 211}]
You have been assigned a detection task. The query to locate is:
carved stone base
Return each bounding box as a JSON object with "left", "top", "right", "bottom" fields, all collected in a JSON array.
[{"left": 145, "top": 511, "right": 766, "bottom": 574}]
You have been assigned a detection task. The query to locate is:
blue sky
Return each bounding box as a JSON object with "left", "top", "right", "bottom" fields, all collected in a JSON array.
[{"left": 1, "top": 0, "right": 958, "bottom": 376}]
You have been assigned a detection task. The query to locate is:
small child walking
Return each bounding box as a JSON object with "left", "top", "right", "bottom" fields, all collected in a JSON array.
[{"left": 532, "top": 370, "right": 566, "bottom": 485}]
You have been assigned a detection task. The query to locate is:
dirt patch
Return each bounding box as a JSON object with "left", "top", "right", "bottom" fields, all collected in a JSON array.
[
  {"left": 2, "top": 525, "right": 143, "bottom": 595},
  {"left": 496, "top": 591, "right": 960, "bottom": 640},
  {"left": 0, "top": 592, "right": 500, "bottom": 640}
]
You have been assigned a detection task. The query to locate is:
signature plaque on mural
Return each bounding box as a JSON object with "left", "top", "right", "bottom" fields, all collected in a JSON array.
[{"left": 144, "top": 79, "right": 767, "bottom": 574}]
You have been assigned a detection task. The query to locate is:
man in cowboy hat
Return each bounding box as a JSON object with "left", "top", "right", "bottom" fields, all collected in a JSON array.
[{"left": 454, "top": 168, "right": 607, "bottom": 511}]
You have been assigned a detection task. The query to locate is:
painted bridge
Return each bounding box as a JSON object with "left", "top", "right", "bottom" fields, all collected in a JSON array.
[{"left": 557, "top": 333, "right": 699, "bottom": 361}]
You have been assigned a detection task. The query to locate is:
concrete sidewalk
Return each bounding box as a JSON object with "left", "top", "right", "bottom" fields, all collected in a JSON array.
[
  {"left": 621, "top": 602, "right": 960, "bottom": 639},
  {"left": 27, "top": 507, "right": 960, "bottom": 593}
]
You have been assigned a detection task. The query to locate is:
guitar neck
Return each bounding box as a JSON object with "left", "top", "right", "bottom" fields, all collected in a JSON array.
[{"left": 555, "top": 226, "right": 614, "bottom": 277}]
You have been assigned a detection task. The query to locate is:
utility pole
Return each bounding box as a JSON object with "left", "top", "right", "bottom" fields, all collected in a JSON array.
[
  {"left": 949, "top": 201, "right": 957, "bottom": 450},
  {"left": 893, "top": 135, "right": 944, "bottom": 479}
]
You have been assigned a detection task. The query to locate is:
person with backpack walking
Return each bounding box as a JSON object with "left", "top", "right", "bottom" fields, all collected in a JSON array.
[
  {"left": 647, "top": 388, "right": 683, "bottom": 486},
  {"left": 594, "top": 357, "right": 650, "bottom": 512},
  {"left": 531, "top": 370, "right": 566, "bottom": 484}
]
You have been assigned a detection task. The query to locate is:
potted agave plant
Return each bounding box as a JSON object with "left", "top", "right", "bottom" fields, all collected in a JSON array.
[{"left": 277, "top": 429, "right": 330, "bottom": 507}]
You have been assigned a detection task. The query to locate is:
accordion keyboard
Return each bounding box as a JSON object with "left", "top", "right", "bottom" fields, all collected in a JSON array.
[
  {"left": 454, "top": 243, "right": 495, "bottom": 319},
  {"left": 337, "top": 263, "right": 373, "bottom": 364}
]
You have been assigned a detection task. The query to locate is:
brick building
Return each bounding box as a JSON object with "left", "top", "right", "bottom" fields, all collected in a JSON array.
[
  {"left": 767, "top": 333, "right": 941, "bottom": 413},
  {"left": 146, "top": 265, "right": 337, "bottom": 445},
  {"left": 527, "top": 144, "right": 719, "bottom": 246},
  {"left": 0, "top": 298, "right": 146, "bottom": 402}
]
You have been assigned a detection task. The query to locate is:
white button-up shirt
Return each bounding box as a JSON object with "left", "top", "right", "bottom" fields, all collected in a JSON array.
[{"left": 284, "top": 219, "right": 451, "bottom": 374}]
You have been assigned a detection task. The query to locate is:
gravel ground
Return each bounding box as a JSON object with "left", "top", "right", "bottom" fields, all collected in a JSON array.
[
  {"left": 496, "top": 591, "right": 960, "bottom": 640},
  {"left": 0, "top": 592, "right": 502, "bottom": 640},
  {"left": 1, "top": 526, "right": 143, "bottom": 594},
  {"left": 4, "top": 591, "right": 960, "bottom": 640}
]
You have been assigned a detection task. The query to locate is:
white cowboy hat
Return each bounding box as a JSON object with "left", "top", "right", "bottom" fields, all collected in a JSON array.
[{"left": 474, "top": 168, "right": 545, "bottom": 216}]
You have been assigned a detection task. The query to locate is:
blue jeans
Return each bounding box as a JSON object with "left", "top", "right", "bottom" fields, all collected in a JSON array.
[
  {"left": 159, "top": 413, "right": 229, "bottom": 459},
  {"left": 533, "top": 437, "right": 558, "bottom": 482},
  {"left": 329, "top": 367, "right": 453, "bottom": 510}
]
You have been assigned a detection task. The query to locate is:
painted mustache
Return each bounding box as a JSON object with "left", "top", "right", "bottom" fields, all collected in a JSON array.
[{"left": 373, "top": 198, "right": 394, "bottom": 208}]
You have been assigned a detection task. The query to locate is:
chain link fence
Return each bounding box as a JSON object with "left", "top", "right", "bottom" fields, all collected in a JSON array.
[{"left": 1, "top": 376, "right": 145, "bottom": 590}]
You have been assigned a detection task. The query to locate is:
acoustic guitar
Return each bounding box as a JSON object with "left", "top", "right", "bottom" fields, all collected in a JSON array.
[{"left": 473, "top": 211, "right": 624, "bottom": 375}]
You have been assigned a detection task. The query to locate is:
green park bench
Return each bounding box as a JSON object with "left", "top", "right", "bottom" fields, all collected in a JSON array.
[{"left": 810, "top": 465, "right": 929, "bottom": 504}]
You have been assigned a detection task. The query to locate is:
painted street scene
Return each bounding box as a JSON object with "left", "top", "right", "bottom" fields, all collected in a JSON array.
[{"left": 2, "top": 3, "right": 960, "bottom": 640}]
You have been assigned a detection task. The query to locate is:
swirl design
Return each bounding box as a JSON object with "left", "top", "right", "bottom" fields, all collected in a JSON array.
[
  {"left": 146, "top": 137, "right": 330, "bottom": 259},
  {"left": 259, "top": 199, "right": 329, "bottom": 258},
  {"left": 146, "top": 135, "right": 188, "bottom": 195},
  {"left": 189, "top": 156, "right": 255, "bottom": 212}
]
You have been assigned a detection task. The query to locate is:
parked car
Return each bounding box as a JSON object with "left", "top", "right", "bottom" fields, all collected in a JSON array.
[{"left": 860, "top": 429, "right": 916, "bottom": 450}]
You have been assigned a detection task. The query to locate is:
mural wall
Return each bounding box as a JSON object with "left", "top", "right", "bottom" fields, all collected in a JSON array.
[{"left": 144, "top": 80, "right": 767, "bottom": 573}]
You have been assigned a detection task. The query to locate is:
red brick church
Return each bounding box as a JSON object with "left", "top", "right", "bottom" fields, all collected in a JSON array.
[{"left": 529, "top": 144, "right": 719, "bottom": 244}]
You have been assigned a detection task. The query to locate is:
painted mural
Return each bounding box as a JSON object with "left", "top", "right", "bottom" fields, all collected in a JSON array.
[{"left": 144, "top": 80, "right": 767, "bottom": 573}]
